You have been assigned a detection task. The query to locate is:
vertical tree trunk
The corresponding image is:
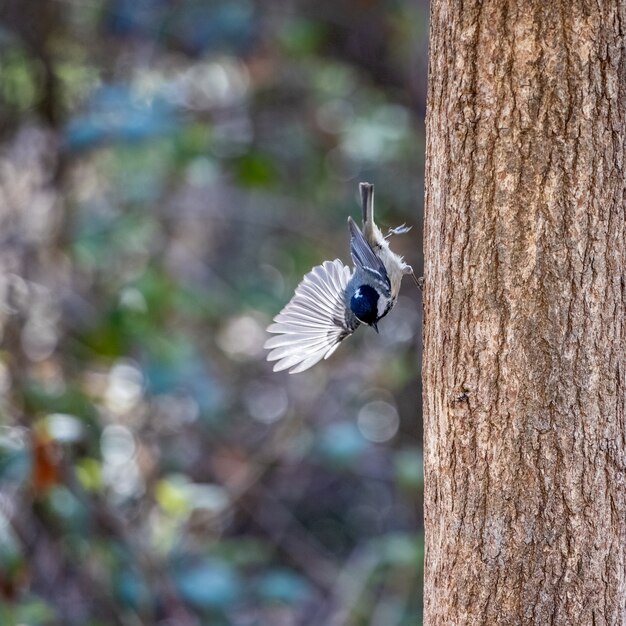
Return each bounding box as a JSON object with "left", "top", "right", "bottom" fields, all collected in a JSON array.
[{"left": 422, "top": 2, "right": 626, "bottom": 624}]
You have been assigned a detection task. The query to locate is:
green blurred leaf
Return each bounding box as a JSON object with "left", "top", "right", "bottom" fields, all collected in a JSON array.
[
  {"left": 156, "top": 476, "right": 191, "bottom": 518},
  {"left": 0, "top": 46, "right": 40, "bottom": 112},
  {"left": 380, "top": 533, "right": 424, "bottom": 568},
  {"left": 278, "top": 18, "right": 327, "bottom": 56},
  {"left": 209, "top": 538, "right": 273, "bottom": 567},
  {"left": 234, "top": 152, "right": 278, "bottom": 188},
  {"left": 75, "top": 457, "right": 102, "bottom": 491},
  {"left": 393, "top": 448, "right": 423, "bottom": 492},
  {"left": 0, "top": 597, "right": 56, "bottom": 625},
  {"left": 22, "top": 385, "right": 97, "bottom": 424}
]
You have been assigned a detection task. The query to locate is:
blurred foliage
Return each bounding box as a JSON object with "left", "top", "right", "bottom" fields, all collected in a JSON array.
[{"left": 0, "top": 0, "right": 427, "bottom": 624}]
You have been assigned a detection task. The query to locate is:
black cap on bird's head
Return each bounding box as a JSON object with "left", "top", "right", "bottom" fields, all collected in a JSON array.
[{"left": 349, "top": 284, "right": 380, "bottom": 332}]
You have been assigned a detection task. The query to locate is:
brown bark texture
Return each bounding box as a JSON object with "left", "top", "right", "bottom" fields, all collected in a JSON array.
[{"left": 423, "top": 1, "right": 626, "bottom": 624}]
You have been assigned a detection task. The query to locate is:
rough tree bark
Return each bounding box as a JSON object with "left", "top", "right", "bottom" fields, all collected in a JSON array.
[{"left": 422, "top": 1, "right": 626, "bottom": 624}]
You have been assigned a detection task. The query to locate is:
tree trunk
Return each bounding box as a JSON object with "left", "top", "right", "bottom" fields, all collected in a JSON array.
[{"left": 422, "top": 2, "right": 626, "bottom": 624}]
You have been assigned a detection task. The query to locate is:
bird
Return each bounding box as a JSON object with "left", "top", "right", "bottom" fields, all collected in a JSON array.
[{"left": 265, "top": 182, "right": 419, "bottom": 374}]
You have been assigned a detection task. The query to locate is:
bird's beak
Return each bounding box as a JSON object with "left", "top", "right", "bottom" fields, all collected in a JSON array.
[{"left": 372, "top": 323, "right": 379, "bottom": 334}]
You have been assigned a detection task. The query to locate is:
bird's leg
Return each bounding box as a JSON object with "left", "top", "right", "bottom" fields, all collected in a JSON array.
[
  {"left": 403, "top": 264, "right": 423, "bottom": 290},
  {"left": 386, "top": 224, "right": 412, "bottom": 238}
]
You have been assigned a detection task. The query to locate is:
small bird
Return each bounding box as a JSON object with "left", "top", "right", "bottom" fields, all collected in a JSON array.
[{"left": 265, "top": 182, "right": 418, "bottom": 374}]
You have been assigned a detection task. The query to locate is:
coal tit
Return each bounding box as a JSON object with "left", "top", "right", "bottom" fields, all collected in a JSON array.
[{"left": 265, "top": 182, "right": 418, "bottom": 373}]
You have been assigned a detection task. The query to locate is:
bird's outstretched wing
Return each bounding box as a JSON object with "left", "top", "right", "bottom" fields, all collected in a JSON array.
[{"left": 265, "top": 259, "right": 357, "bottom": 374}]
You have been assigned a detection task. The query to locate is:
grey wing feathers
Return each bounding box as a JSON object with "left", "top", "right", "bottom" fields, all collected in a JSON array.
[
  {"left": 265, "top": 259, "right": 356, "bottom": 374},
  {"left": 347, "top": 217, "right": 390, "bottom": 290}
]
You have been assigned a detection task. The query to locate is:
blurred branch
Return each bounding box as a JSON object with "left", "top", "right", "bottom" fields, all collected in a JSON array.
[{"left": 323, "top": 546, "right": 381, "bottom": 626}]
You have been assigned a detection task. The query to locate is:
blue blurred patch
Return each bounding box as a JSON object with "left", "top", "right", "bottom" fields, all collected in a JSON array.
[
  {"left": 64, "top": 84, "right": 177, "bottom": 151},
  {"left": 145, "top": 354, "right": 225, "bottom": 416},
  {"left": 171, "top": 2, "right": 256, "bottom": 56},
  {"left": 105, "top": 0, "right": 168, "bottom": 38},
  {"left": 316, "top": 421, "right": 369, "bottom": 468},
  {"left": 0, "top": 433, "right": 31, "bottom": 487},
  {"left": 255, "top": 568, "right": 312, "bottom": 605},
  {"left": 175, "top": 560, "right": 241, "bottom": 610},
  {"left": 115, "top": 569, "right": 151, "bottom": 610}
]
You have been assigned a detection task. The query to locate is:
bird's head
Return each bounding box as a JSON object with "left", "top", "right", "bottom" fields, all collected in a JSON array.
[{"left": 349, "top": 284, "right": 381, "bottom": 332}]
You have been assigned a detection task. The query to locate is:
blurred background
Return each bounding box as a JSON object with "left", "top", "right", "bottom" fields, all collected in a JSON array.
[{"left": 0, "top": 1, "right": 428, "bottom": 624}]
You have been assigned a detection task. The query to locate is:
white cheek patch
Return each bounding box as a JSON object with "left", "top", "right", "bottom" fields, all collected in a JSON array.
[{"left": 377, "top": 296, "right": 388, "bottom": 318}]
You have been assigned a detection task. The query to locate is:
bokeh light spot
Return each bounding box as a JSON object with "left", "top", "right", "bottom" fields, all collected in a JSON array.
[{"left": 357, "top": 400, "right": 400, "bottom": 443}]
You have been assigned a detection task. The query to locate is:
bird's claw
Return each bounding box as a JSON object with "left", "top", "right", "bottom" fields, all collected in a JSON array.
[{"left": 403, "top": 264, "right": 423, "bottom": 290}]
